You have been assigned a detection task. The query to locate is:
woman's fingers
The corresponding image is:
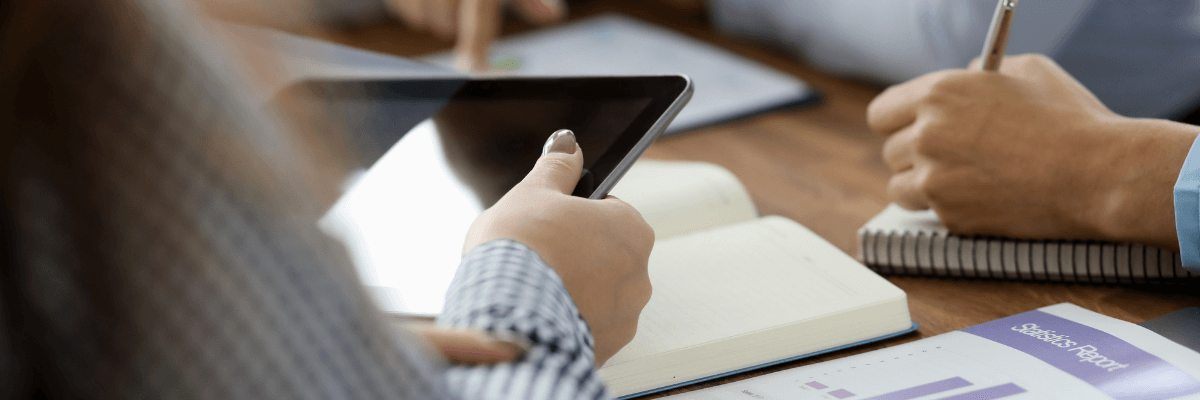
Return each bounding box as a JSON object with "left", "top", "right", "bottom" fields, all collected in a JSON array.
[{"left": 412, "top": 324, "right": 529, "bottom": 364}]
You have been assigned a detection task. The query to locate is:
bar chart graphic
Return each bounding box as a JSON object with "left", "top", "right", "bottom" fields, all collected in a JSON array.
[
  {"left": 803, "top": 381, "right": 857, "bottom": 399},
  {"left": 671, "top": 344, "right": 1033, "bottom": 400},
  {"left": 861, "top": 376, "right": 972, "bottom": 399},
  {"left": 796, "top": 376, "right": 1024, "bottom": 400}
]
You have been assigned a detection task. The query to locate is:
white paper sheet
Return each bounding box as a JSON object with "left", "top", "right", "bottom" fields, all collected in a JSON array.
[
  {"left": 659, "top": 304, "right": 1200, "bottom": 400},
  {"left": 423, "top": 14, "right": 816, "bottom": 134}
]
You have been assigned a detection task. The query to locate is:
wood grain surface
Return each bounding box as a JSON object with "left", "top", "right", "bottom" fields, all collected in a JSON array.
[{"left": 316, "top": 0, "right": 1200, "bottom": 396}]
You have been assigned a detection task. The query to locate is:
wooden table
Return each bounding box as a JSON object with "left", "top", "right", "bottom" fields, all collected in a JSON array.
[{"left": 319, "top": 0, "right": 1200, "bottom": 396}]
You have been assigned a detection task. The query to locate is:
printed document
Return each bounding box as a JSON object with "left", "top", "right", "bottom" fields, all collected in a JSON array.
[{"left": 661, "top": 304, "right": 1200, "bottom": 400}]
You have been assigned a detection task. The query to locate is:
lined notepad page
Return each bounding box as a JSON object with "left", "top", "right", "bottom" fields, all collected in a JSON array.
[
  {"left": 605, "top": 216, "right": 904, "bottom": 366},
  {"left": 609, "top": 160, "right": 757, "bottom": 240}
]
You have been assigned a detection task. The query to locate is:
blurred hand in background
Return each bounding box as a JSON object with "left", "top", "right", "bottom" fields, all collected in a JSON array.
[
  {"left": 384, "top": 0, "right": 566, "bottom": 71},
  {"left": 197, "top": 0, "right": 565, "bottom": 72}
]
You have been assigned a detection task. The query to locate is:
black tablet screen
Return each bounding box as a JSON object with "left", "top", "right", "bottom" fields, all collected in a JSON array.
[{"left": 310, "top": 76, "right": 687, "bottom": 208}]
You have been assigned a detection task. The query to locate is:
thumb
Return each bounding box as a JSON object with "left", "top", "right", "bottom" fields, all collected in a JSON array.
[{"left": 520, "top": 129, "right": 584, "bottom": 194}]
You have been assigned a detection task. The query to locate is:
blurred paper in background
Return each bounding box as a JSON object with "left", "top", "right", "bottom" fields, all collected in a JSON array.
[{"left": 423, "top": 14, "right": 819, "bottom": 135}]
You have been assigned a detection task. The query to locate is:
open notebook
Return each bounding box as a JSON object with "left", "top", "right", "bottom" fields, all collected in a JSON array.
[
  {"left": 573, "top": 161, "right": 916, "bottom": 397},
  {"left": 858, "top": 205, "right": 1200, "bottom": 283}
]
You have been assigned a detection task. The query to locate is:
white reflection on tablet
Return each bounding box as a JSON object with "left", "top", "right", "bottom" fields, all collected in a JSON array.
[{"left": 320, "top": 120, "right": 478, "bottom": 316}]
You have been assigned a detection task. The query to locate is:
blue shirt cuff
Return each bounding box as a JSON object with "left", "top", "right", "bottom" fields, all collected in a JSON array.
[{"left": 1174, "top": 134, "right": 1200, "bottom": 272}]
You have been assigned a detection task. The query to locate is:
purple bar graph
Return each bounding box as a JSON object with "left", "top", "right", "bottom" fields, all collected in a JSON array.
[
  {"left": 936, "top": 383, "right": 1026, "bottom": 400},
  {"left": 863, "top": 377, "right": 973, "bottom": 400},
  {"left": 829, "top": 389, "right": 856, "bottom": 399},
  {"left": 805, "top": 382, "right": 829, "bottom": 390}
]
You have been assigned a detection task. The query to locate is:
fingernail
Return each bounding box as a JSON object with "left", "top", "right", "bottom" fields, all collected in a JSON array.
[
  {"left": 542, "top": 129, "right": 576, "bottom": 155},
  {"left": 488, "top": 331, "right": 532, "bottom": 357}
]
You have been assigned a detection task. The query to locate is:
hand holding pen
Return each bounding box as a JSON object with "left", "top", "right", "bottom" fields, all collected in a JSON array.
[{"left": 864, "top": 0, "right": 1180, "bottom": 248}]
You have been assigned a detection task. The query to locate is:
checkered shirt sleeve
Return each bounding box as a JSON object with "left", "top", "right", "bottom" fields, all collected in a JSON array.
[{"left": 439, "top": 240, "right": 612, "bottom": 400}]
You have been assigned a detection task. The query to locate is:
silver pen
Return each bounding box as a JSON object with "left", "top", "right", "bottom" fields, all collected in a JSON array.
[{"left": 979, "top": 0, "right": 1020, "bottom": 71}]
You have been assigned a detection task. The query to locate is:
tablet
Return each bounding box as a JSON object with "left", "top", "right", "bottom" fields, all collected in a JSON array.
[
  {"left": 306, "top": 75, "right": 692, "bottom": 315},
  {"left": 299, "top": 75, "right": 692, "bottom": 202}
]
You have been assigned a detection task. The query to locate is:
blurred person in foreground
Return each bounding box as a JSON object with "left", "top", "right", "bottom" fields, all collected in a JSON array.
[{"left": 0, "top": 0, "right": 653, "bottom": 398}]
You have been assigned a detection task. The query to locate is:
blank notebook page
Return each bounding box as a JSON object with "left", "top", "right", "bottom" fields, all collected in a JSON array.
[
  {"left": 609, "top": 160, "right": 757, "bottom": 240},
  {"left": 606, "top": 216, "right": 904, "bottom": 366}
]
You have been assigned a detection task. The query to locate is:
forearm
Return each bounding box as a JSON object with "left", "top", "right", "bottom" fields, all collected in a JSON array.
[
  {"left": 1091, "top": 117, "right": 1199, "bottom": 251},
  {"left": 437, "top": 240, "right": 610, "bottom": 400}
]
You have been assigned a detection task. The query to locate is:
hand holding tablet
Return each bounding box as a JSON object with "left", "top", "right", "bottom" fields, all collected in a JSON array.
[
  {"left": 301, "top": 75, "right": 692, "bottom": 316},
  {"left": 462, "top": 127, "right": 655, "bottom": 365}
]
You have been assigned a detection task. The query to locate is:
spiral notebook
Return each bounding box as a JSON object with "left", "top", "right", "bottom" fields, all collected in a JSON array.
[{"left": 857, "top": 204, "right": 1200, "bottom": 283}]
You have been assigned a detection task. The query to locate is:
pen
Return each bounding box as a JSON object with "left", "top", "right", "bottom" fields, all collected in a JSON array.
[{"left": 979, "top": 0, "right": 1019, "bottom": 71}]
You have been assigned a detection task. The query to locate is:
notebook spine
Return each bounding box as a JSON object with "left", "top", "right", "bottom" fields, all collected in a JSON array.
[{"left": 857, "top": 229, "right": 1199, "bottom": 284}]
